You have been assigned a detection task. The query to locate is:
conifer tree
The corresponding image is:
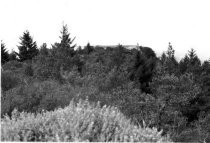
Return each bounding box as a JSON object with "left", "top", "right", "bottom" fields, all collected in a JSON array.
[
  {"left": 17, "top": 30, "right": 39, "bottom": 61},
  {"left": 9, "top": 50, "right": 18, "bottom": 61},
  {"left": 39, "top": 43, "right": 49, "bottom": 56},
  {"left": 160, "top": 52, "right": 167, "bottom": 65},
  {"left": 52, "top": 24, "right": 76, "bottom": 58},
  {"left": 179, "top": 54, "right": 190, "bottom": 74},
  {"left": 186, "top": 49, "right": 201, "bottom": 76},
  {"left": 84, "top": 42, "right": 94, "bottom": 55},
  {"left": 188, "top": 48, "right": 201, "bottom": 67},
  {"left": 130, "top": 46, "right": 156, "bottom": 93},
  {"left": 1, "top": 41, "right": 9, "bottom": 64},
  {"left": 164, "top": 42, "right": 178, "bottom": 74},
  {"left": 51, "top": 24, "right": 77, "bottom": 72}
]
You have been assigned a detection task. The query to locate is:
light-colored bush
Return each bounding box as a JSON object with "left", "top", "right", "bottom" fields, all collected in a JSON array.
[{"left": 1, "top": 99, "right": 171, "bottom": 142}]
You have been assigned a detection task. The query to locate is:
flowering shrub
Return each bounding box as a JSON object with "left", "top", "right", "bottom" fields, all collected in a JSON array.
[{"left": 1, "top": 99, "right": 170, "bottom": 142}]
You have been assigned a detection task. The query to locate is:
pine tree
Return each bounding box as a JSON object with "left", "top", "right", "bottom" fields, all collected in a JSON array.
[
  {"left": 166, "top": 42, "right": 175, "bottom": 59},
  {"left": 1, "top": 41, "right": 9, "bottom": 64},
  {"left": 84, "top": 42, "right": 94, "bottom": 55},
  {"left": 39, "top": 43, "right": 49, "bottom": 56},
  {"left": 188, "top": 48, "right": 201, "bottom": 67},
  {"left": 187, "top": 49, "right": 201, "bottom": 75},
  {"left": 9, "top": 50, "right": 18, "bottom": 61},
  {"left": 51, "top": 24, "right": 77, "bottom": 72},
  {"left": 164, "top": 42, "right": 178, "bottom": 74},
  {"left": 160, "top": 52, "right": 167, "bottom": 65},
  {"left": 52, "top": 24, "right": 76, "bottom": 58},
  {"left": 179, "top": 54, "right": 190, "bottom": 74},
  {"left": 17, "top": 30, "right": 39, "bottom": 62}
]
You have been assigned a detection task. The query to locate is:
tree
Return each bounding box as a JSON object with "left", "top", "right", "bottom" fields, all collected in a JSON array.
[
  {"left": 33, "top": 25, "right": 78, "bottom": 80},
  {"left": 39, "top": 43, "right": 49, "bottom": 56},
  {"left": 187, "top": 49, "right": 201, "bottom": 75},
  {"left": 9, "top": 50, "right": 18, "bottom": 61},
  {"left": 51, "top": 24, "right": 77, "bottom": 71},
  {"left": 164, "top": 43, "right": 178, "bottom": 75},
  {"left": 110, "top": 44, "right": 126, "bottom": 69},
  {"left": 129, "top": 46, "right": 157, "bottom": 93},
  {"left": 160, "top": 52, "right": 167, "bottom": 65},
  {"left": 1, "top": 41, "right": 9, "bottom": 64},
  {"left": 149, "top": 73, "right": 200, "bottom": 137},
  {"left": 76, "top": 46, "right": 83, "bottom": 55},
  {"left": 52, "top": 24, "right": 76, "bottom": 58},
  {"left": 179, "top": 55, "right": 189, "bottom": 74},
  {"left": 84, "top": 42, "right": 94, "bottom": 55},
  {"left": 17, "top": 30, "right": 39, "bottom": 61}
]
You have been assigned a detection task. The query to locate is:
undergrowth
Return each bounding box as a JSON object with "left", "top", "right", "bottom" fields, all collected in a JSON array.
[{"left": 1, "top": 99, "right": 171, "bottom": 142}]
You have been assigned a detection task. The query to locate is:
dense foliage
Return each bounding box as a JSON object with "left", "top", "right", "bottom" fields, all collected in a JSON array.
[
  {"left": 1, "top": 41, "right": 9, "bottom": 64},
  {"left": 1, "top": 25, "right": 210, "bottom": 142},
  {"left": 1, "top": 100, "right": 170, "bottom": 142},
  {"left": 16, "top": 31, "right": 39, "bottom": 62}
]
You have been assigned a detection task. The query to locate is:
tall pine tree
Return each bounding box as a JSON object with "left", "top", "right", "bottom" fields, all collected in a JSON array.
[
  {"left": 165, "top": 42, "right": 178, "bottom": 75},
  {"left": 179, "top": 54, "right": 190, "bottom": 74},
  {"left": 51, "top": 24, "right": 77, "bottom": 72},
  {"left": 1, "top": 41, "right": 9, "bottom": 64},
  {"left": 17, "top": 30, "right": 38, "bottom": 62},
  {"left": 52, "top": 24, "right": 76, "bottom": 58},
  {"left": 187, "top": 49, "right": 201, "bottom": 76}
]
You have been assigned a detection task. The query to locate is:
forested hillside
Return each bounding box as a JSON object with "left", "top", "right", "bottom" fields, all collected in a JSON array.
[{"left": 1, "top": 25, "right": 210, "bottom": 142}]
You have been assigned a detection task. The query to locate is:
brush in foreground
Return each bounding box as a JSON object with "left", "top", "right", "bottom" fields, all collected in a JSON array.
[{"left": 1, "top": 99, "right": 171, "bottom": 142}]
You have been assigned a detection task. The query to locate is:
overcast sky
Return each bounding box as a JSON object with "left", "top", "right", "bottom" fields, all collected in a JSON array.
[{"left": 0, "top": 0, "right": 210, "bottom": 61}]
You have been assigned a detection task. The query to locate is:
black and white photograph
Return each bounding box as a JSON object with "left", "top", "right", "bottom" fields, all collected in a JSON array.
[{"left": 1, "top": 0, "right": 210, "bottom": 142}]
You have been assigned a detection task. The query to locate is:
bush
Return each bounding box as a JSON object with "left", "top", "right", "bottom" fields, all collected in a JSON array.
[
  {"left": 1, "top": 71, "right": 21, "bottom": 92},
  {"left": 32, "top": 55, "right": 61, "bottom": 80},
  {"left": 24, "top": 64, "right": 33, "bottom": 76},
  {"left": 1, "top": 99, "right": 170, "bottom": 142},
  {"left": 2, "top": 61, "right": 23, "bottom": 72},
  {"left": 147, "top": 73, "right": 201, "bottom": 137},
  {"left": 1, "top": 80, "right": 77, "bottom": 117}
]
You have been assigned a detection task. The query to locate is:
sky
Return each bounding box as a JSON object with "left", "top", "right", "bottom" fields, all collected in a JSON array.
[{"left": 0, "top": 0, "right": 210, "bottom": 61}]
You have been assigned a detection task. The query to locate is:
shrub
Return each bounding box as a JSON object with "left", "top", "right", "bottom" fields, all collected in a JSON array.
[
  {"left": 1, "top": 70, "right": 21, "bottom": 92},
  {"left": 32, "top": 55, "right": 61, "bottom": 81},
  {"left": 2, "top": 60, "right": 23, "bottom": 72},
  {"left": 24, "top": 64, "right": 33, "bottom": 76},
  {"left": 147, "top": 73, "right": 201, "bottom": 137},
  {"left": 1, "top": 80, "right": 77, "bottom": 117},
  {"left": 1, "top": 99, "right": 170, "bottom": 142}
]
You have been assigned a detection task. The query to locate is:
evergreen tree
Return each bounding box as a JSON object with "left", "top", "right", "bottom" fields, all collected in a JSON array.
[
  {"left": 188, "top": 49, "right": 201, "bottom": 67},
  {"left": 186, "top": 49, "right": 201, "bottom": 76},
  {"left": 179, "top": 54, "right": 189, "bottom": 74},
  {"left": 9, "top": 50, "right": 18, "bottom": 61},
  {"left": 1, "top": 41, "right": 9, "bottom": 64},
  {"left": 164, "top": 43, "right": 178, "bottom": 74},
  {"left": 39, "top": 43, "right": 49, "bottom": 56},
  {"left": 111, "top": 44, "right": 126, "bottom": 69},
  {"left": 84, "top": 42, "right": 94, "bottom": 55},
  {"left": 130, "top": 46, "right": 157, "bottom": 93},
  {"left": 76, "top": 46, "right": 83, "bottom": 55},
  {"left": 160, "top": 52, "right": 167, "bottom": 65},
  {"left": 17, "top": 30, "right": 39, "bottom": 61},
  {"left": 51, "top": 24, "right": 77, "bottom": 72},
  {"left": 52, "top": 24, "right": 76, "bottom": 58}
]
